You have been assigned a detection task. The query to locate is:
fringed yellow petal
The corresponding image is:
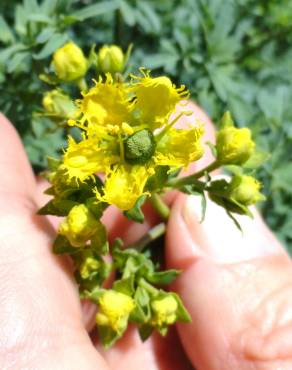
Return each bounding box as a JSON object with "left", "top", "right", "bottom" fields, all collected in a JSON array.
[
  {"left": 95, "top": 164, "right": 152, "bottom": 210},
  {"left": 154, "top": 126, "right": 204, "bottom": 168},
  {"left": 131, "top": 71, "right": 189, "bottom": 127},
  {"left": 78, "top": 74, "right": 133, "bottom": 127},
  {"left": 63, "top": 136, "right": 118, "bottom": 182}
]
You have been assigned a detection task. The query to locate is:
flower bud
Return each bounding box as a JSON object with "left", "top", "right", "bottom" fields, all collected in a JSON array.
[
  {"left": 229, "top": 175, "right": 265, "bottom": 206},
  {"left": 216, "top": 126, "right": 255, "bottom": 165},
  {"left": 52, "top": 42, "right": 87, "bottom": 81},
  {"left": 151, "top": 295, "right": 178, "bottom": 327},
  {"left": 96, "top": 290, "right": 135, "bottom": 334},
  {"left": 98, "top": 44, "right": 125, "bottom": 73},
  {"left": 42, "top": 89, "right": 75, "bottom": 118},
  {"left": 59, "top": 204, "right": 99, "bottom": 247},
  {"left": 124, "top": 129, "right": 156, "bottom": 164},
  {"left": 79, "top": 254, "right": 100, "bottom": 280}
]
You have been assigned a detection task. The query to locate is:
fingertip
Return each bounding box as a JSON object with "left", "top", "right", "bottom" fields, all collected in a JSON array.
[{"left": 0, "top": 113, "right": 35, "bottom": 196}]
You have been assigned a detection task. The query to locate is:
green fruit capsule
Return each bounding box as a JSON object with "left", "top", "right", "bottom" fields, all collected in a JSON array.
[{"left": 124, "top": 129, "right": 156, "bottom": 164}]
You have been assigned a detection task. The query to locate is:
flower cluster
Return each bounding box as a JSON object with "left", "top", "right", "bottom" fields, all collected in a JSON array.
[{"left": 39, "top": 41, "right": 266, "bottom": 348}]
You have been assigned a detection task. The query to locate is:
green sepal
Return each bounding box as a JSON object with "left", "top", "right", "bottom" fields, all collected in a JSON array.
[
  {"left": 37, "top": 198, "right": 78, "bottom": 216},
  {"left": 171, "top": 292, "right": 192, "bottom": 323},
  {"left": 205, "top": 141, "right": 217, "bottom": 159},
  {"left": 113, "top": 276, "right": 135, "bottom": 296},
  {"left": 52, "top": 234, "right": 81, "bottom": 255},
  {"left": 138, "top": 325, "right": 153, "bottom": 342},
  {"left": 98, "top": 325, "right": 121, "bottom": 349},
  {"left": 123, "top": 194, "right": 147, "bottom": 223},
  {"left": 86, "top": 197, "right": 108, "bottom": 219},
  {"left": 146, "top": 269, "right": 180, "bottom": 285},
  {"left": 91, "top": 222, "right": 109, "bottom": 255},
  {"left": 131, "top": 286, "right": 151, "bottom": 323}
]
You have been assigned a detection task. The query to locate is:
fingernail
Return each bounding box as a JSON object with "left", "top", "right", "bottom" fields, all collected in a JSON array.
[{"left": 182, "top": 195, "right": 282, "bottom": 263}]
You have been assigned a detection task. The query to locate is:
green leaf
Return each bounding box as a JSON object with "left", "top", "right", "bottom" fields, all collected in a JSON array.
[
  {"left": 33, "top": 33, "right": 68, "bottom": 60},
  {"left": 124, "top": 195, "right": 147, "bottom": 223},
  {"left": 7, "top": 52, "right": 30, "bottom": 73},
  {"left": 119, "top": 0, "right": 136, "bottom": 26},
  {"left": 72, "top": 1, "right": 119, "bottom": 21},
  {"left": 0, "top": 15, "right": 15, "bottom": 44}
]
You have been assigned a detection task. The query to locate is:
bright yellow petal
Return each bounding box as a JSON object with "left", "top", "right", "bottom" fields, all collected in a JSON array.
[
  {"left": 78, "top": 74, "right": 133, "bottom": 127},
  {"left": 96, "top": 164, "right": 152, "bottom": 210},
  {"left": 131, "top": 70, "right": 189, "bottom": 127},
  {"left": 63, "top": 136, "right": 118, "bottom": 182},
  {"left": 154, "top": 126, "right": 204, "bottom": 168}
]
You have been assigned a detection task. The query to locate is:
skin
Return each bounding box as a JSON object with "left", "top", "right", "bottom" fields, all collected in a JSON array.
[{"left": 1, "top": 102, "right": 292, "bottom": 370}]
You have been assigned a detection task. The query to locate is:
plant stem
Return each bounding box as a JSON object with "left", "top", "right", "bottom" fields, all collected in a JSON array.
[
  {"left": 150, "top": 194, "right": 170, "bottom": 221},
  {"left": 131, "top": 222, "right": 166, "bottom": 252},
  {"left": 167, "top": 160, "right": 220, "bottom": 188}
]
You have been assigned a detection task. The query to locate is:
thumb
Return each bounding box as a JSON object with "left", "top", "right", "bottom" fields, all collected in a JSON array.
[{"left": 166, "top": 193, "right": 292, "bottom": 369}]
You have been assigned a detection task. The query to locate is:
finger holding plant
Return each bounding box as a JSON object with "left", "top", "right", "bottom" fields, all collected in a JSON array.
[{"left": 39, "top": 41, "right": 266, "bottom": 348}]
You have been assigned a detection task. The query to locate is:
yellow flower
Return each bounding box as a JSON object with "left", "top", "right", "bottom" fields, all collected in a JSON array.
[
  {"left": 42, "top": 89, "right": 76, "bottom": 118},
  {"left": 229, "top": 175, "right": 265, "bottom": 206},
  {"left": 95, "top": 164, "right": 152, "bottom": 210},
  {"left": 151, "top": 295, "right": 178, "bottom": 327},
  {"left": 154, "top": 126, "right": 204, "bottom": 168},
  {"left": 63, "top": 136, "right": 118, "bottom": 182},
  {"left": 52, "top": 42, "right": 87, "bottom": 82},
  {"left": 216, "top": 126, "right": 255, "bottom": 165},
  {"left": 59, "top": 204, "right": 100, "bottom": 247},
  {"left": 96, "top": 290, "right": 135, "bottom": 333},
  {"left": 131, "top": 70, "right": 189, "bottom": 127},
  {"left": 78, "top": 74, "right": 133, "bottom": 127},
  {"left": 98, "top": 44, "right": 125, "bottom": 73},
  {"left": 79, "top": 254, "right": 100, "bottom": 280},
  {"left": 61, "top": 71, "right": 204, "bottom": 210}
]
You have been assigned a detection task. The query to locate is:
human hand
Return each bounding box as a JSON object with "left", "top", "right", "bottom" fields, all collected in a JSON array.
[{"left": 1, "top": 104, "right": 292, "bottom": 370}]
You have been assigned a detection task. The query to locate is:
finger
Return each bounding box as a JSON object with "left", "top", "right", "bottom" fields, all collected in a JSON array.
[
  {"left": 93, "top": 326, "right": 193, "bottom": 370},
  {"left": 166, "top": 193, "right": 292, "bottom": 369},
  {"left": 0, "top": 115, "right": 109, "bottom": 369}
]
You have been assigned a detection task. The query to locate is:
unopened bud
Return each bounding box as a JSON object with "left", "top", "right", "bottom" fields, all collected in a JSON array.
[
  {"left": 229, "top": 175, "right": 265, "bottom": 206},
  {"left": 98, "top": 45, "right": 125, "bottom": 73},
  {"left": 52, "top": 42, "right": 87, "bottom": 81}
]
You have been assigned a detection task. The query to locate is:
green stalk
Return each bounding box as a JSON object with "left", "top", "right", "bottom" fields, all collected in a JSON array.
[
  {"left": 150, "top": 194, "right": 170, "bottom": 221},
  {"left": 167, "top": 160, "right": 220, "bottom": 188}
]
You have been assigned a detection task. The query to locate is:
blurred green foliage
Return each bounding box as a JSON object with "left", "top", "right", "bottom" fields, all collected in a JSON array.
[{"left": 0, "top": 0, "right": 292, "bottom": 250}]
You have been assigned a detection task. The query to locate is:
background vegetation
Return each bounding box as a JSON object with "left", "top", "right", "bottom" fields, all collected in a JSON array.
[{"left": 1, "top": 0, "right": 291, "bottom": 250}]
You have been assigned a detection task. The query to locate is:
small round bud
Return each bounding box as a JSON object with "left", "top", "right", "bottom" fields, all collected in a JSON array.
[
  {"left": 124, "top": 129, "right": 156, "bottom": 164},
  {"left": 59, "top": 204, "right": 99, "bottom": 247},
  {"left": 52, "top": 42, "right": 87, "bottom": 82},
  {"left": 96, "top": 290, "right": 135, "bottom": 333},
  {"left": 229, "top": 175, "right": 265, "bottom": 206},
  {"left": 98, "top": 44, "right": 125, "bottom": 73},
  {"left": 151, "top": 295, "right": 178, "bottom": 327},
  {"left": 216, "top": 126, "right": 255, "bottom": 165},
  {"left": 42, "top": 89, "right": 75, "bottom": 118}
]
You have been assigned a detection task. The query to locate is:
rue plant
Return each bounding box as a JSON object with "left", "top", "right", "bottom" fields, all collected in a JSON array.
[{"left": 39, "top": 41, "right": 265, "bottom": 348}]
